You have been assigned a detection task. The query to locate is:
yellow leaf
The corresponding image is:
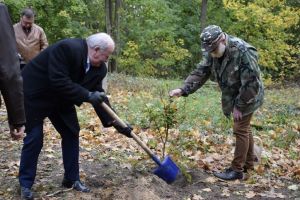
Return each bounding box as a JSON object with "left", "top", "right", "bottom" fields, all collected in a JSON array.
[
  {"left": 255, "top": 164, "right": 265, "bottom": 175},
  {"left": 203, "top": 120, "right": 211, "bottom": 126}
]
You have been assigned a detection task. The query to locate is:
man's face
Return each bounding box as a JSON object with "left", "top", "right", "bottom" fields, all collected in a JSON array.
[
  {"left": 210, "top": 41, "right": 226, "bottom": 58},
  {"left": 20, "top": 16, "right": 34, "bottom": 30},
  {"left": 89, "top": 46, "right": 114, "bottom": 67}
]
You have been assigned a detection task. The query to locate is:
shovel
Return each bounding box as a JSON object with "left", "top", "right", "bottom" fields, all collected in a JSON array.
[{"left": 100, "top": 102, "right": 180, "bottom": 184}]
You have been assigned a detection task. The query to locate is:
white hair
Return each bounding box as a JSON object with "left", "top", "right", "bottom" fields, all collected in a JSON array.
[{"left": 86, "top": 33, "right": 115, "bottom": 52}]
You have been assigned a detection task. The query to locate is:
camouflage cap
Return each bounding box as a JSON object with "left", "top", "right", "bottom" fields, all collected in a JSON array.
[{"left": 200, "top": 25, "right": 223, "bottom": 52}]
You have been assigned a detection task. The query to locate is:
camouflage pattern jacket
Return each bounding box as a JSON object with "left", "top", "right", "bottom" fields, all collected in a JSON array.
[{"left": 181, "top": 34, "right": 264, "bottom": 117}]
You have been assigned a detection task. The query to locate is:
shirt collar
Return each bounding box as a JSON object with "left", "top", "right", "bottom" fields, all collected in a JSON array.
[{"left": 85, "top": 56, "right": 90, "bottom": 73}]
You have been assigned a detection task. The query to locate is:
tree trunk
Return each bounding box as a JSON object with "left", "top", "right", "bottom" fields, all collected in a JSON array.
[
  {"left": 113, "top": 0, "right": 121, "bottom": 72},
  {"left": 200, "top": 0, "right": 208, "bottom": 32},
  {"left": 105, "top": 0, "right": 115, "bottom": 72},
  {"left": 105, "top": 0, "right": 112, "bottom": 35}
]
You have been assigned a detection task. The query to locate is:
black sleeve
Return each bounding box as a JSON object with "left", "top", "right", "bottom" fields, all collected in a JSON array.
[
  {"left": 93, "top": 97, "right": 116, "bottom": 127},
  {"left": 48, "top": 43, "right": 90, "bottom": 105},
  {"left": 0, "top": 3, "right": 26, "bottom": 126}
]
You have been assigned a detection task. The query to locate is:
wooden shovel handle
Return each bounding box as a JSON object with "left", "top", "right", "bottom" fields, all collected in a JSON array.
[{"left": 100, "top": 102, "right": 157, "bottom": 159}]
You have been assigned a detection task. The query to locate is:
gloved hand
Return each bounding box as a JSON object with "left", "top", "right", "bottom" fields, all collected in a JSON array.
[
  {"left": 113, "top": 122, "right": 133, "bottom": 138},
  {"left": 88, "top": 91, "right": 107, "bottom": 105}
]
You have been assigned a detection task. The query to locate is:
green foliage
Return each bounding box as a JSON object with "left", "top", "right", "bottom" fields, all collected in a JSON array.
[
  {"left": 166, "top": 0, "right": 203, "bottom": 75},
  {"left": 223, "top": 0, "right": 300, "bottom": 80},
  {"left": 273, "top": 129, "right": 299, "bottom": 149},
  {"left": 119, "top": 0, "right": 191, "bottom": 78},
  {"left": 119, "top": 39, "right": 191, "bottom": 77},
  {"left": 110, "top": 73, "right": 300, "bottom": 151},
  {"left": 118, "top": 41, "right": 143, "bottom": 75},
  {"left": 3, "top": 0, "right": 299, "bottom": 80},
  {"left": 4, "top": 0, "right": 102, "bottom": 43},
  {"left": 143, "top": 85, "right": 182, "bottom": 157}
]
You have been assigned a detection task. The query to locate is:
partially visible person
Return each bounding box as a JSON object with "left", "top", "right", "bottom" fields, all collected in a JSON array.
[
  {"left": 18, "top": 32, "right": 132, "bottom": 200},
  {"left": 0, "top": 3, "right": 26, "bottom": 140},
  {"left": 169, "top": 25, "right": 264, "bottom": 181},
  {"left": 14, "top": 8, "right": 48, "bottom": 69}
]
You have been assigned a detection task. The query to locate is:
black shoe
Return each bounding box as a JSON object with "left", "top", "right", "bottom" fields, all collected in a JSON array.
[
  {"left": 213, "top": 168, "right": 243, "bottom": 180},
  {"left": 62, "top": 178, "right": 90, "bottom": 192},
  {"left": 21, "top": 187, "right": 33, "bottom": 200}
]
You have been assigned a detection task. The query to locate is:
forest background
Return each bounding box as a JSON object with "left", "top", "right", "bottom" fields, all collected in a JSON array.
[{"left": 2, "top": 0, "right": 300, "bottom": 82}]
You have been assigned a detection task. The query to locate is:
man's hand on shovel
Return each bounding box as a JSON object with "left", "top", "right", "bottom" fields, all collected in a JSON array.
[
  {"left": 87, "top": 91, "right": 107, "bottom": 106},
  {"left": 100, "top": 102, "right": 180, "bottom": 183},
  {"left": 113, "top": 121, "right": 133, "bottom": 138}
]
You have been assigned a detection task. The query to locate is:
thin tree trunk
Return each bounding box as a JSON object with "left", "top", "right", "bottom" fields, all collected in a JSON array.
[
  {"left": 113, "top": 0, "right": 121, "bottom": 72},
  {"left": 105, "top": 0, "right": 112, "bottom": 35},
  {"left": 200, "top": 0, "right": 208, "bottom": 32},
  {"left": 105, "top": 0, "right": 115, "bottom": 72}
]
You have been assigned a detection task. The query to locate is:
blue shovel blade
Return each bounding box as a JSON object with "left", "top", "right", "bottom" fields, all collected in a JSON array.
[{"left": 153, "top": 156, "right": 179, "bottom": 184}]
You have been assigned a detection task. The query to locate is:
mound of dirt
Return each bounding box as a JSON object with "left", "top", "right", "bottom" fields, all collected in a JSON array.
[{"left": 113, "top": 176, "right": 173, "bottom": 200}]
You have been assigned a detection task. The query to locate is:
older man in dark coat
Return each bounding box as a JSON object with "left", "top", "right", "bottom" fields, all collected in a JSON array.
[
  {"left": 0, "top": 3, "right": 26, "bottom": 139},
  {"left": 19, "top": 33, "right": 132, "bottom": 200}
]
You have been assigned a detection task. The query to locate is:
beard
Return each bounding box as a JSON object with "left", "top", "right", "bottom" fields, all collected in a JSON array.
[
  {"left": 211, "top": 43, "right": 226, "bottom": 58},
  {"left": 22, "top": 26, "right": 32, "bottom": 34}
]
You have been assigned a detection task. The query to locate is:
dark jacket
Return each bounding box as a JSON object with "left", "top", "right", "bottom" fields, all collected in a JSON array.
[
  {"left": 22, "top": 38, "right": 114, "bottom": 131},
  {"left": 0, "top": 3, "right": 26, "bottom": 126}
]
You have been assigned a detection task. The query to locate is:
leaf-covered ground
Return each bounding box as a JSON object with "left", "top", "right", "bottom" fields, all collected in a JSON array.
[{"left": 0, "top": 74, "right": 299, "bottom": 200}]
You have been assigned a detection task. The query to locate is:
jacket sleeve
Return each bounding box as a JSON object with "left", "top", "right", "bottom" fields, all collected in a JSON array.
[
  {"left": 93, "top": 97, "right": 116, "bottom": 127},
  {"left": 48, "top": 43, "right": 90, "bottom": 105},
  {"left": 181, "top": 53, "right": 212, "bottom": 96},
  {"left": 40, "top": 28, "right": 48, "bottom": 51},
  {"left": 0, "top": 3, "right": 26, "bottom": 126},
  {"left": 234, "top": 49, "right": 262, "bottom": 112},
  {"left": 92, "top": 66, "right": 115, "bottom": 127}
]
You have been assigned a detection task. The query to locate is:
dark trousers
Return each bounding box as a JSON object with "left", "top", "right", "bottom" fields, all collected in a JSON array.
[
  {"left": 20, "top": 63, "right": 26, "bottom": 70},
  {"left": 231, "top": 113, "right": 254, "bottom": 172},
  {"left": 19, "top": 113, "right": 80, "bottom": 188}
]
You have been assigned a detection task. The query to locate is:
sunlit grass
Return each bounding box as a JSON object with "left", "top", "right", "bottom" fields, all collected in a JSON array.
[{"left": 107, "top": 73, "right": 300, "bottom": 149}]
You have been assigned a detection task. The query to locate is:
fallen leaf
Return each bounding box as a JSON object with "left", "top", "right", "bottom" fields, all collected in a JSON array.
[
  {"left": 255, "top": 165, "right": 265, "bottom": 175},
  {"left": 211, "top": 153, "right": 223, "bottom": 161},
  {"left": 121, "top": 163, "right": 132, "bottom": 170},
  {"left": 192, "top": 194, "right": 204, "bottom": 200},
  {"left": 205, "top": 177, "right": 217, "bottom": 183},
  {"left": 293, "top": 168, "right": 300, "bottom": 176},
  {"left": 202, "top": 188, "right": 212, "bottom": 192},
  {"left": 203, "top": 156, "right": 214, "bottom": 163},
  {"left": 245, "top": 191, "right": 256, "bottom": 198},
  {"left": 259, "top": 189, "right": 286, "bottom": 199},
  {"left": 288, "top": 184, "right": 299, "bottom": 191},
  {"left": 221, "top": 188, "right": 230, "bottom": 197}
]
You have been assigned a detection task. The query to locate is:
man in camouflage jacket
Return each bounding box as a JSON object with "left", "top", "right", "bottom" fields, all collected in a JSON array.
[{"left": 169, "top": 25, "right": 264, "bottom": 180}]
